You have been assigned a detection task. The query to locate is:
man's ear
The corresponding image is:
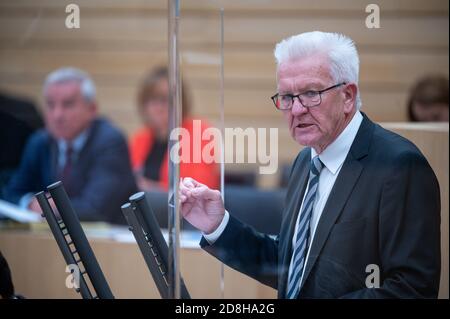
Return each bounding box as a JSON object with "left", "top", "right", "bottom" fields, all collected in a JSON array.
[{"left": 343, "top": 83, "right": 357, "bottom": 112}]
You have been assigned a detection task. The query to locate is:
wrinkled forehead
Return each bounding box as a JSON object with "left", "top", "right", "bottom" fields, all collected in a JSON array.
[{"left": 277, "top": 54, "right": 332, "bottom": 83}]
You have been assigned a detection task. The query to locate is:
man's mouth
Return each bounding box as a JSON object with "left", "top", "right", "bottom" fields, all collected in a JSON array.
[{"left": 296, "top": 123, "right": 314, "bottom": 128}]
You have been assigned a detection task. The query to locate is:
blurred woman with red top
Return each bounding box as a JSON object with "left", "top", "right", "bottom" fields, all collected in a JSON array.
[{"left": 129, "top": 66, "right": 219, "bottom": 191}]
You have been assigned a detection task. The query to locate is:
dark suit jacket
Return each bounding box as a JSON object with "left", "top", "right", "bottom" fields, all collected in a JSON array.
[
  {"left": 201, "top": 114, "right": 441, "bottom": 298},
  {"left": 3, "top": 117, "right": 137, "bottom": 224}
]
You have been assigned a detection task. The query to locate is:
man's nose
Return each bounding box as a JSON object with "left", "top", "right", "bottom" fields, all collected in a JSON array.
[
  {"left": 291, "top": 98, "right": 308, "bottom": 116},
  {"left": 49, "top": 105, "right": 65, "bottom": 120}
]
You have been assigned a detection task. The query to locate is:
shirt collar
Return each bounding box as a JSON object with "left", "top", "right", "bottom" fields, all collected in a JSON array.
[
  {"left": 57, "top": 127, "right": 90, "bottom": 155},
  {"left": 311, "top": 111, "right": 363, "bottom": 175}
]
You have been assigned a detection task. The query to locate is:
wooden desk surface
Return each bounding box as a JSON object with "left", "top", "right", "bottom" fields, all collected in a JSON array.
[{"left": 0, "top": 229, "right": 277, "bottom": 299}]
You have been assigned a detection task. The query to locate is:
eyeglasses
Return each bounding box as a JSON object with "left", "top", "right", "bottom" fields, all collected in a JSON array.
[{"left": 271, "top": 82, "right": 347, "bottom": 110}]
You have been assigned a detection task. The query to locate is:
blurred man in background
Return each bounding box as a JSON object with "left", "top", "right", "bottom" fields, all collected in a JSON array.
[{"left": 3, "top": 67, "right": 136, "bottom": 224}]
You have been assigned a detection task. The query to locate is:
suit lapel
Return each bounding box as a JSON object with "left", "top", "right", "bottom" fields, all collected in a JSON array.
[
  {"left": 278, "top": 150, "right": 310, "bottom": 298},
  {"left": 299, "top": 154, "right": 363, "bottom": 292},
  {"left": 298, "top": 114, "right": 374, "bottom": 294}
]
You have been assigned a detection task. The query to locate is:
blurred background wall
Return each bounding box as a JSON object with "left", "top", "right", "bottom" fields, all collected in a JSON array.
[{"left": 0, "top": 1, "right": 448, "bottom": 172}]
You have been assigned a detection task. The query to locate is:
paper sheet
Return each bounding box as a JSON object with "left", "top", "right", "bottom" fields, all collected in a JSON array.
[{"left": 0, "top": 199, "right": 42, "bottom": 223}]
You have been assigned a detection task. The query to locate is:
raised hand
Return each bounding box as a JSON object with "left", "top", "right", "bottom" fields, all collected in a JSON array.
[{"left": 179, "top": 177, "right": 225, "bottom": 234}]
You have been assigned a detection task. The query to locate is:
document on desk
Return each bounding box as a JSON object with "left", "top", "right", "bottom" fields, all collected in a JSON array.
[
  {"left": 112, "top": 228, "right": 202, "bottom": 248},
  {"left": 0, "top": 199, "right": 42, "bottom": 223}
]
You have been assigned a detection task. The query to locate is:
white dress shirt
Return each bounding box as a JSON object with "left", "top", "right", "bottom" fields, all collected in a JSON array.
[
  {"left": 204, "top": 111, "right": 363, "bottom": 292},
  {"left": 56, "top": 128, "right": 89, "bottom": 169},
  {"left": 19, "top": 128, "right": 90, "bottom": 209}
]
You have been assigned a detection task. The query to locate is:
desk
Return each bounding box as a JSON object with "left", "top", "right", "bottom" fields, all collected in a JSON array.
[
  {"left": 0, "top": 228, "right": 277, "bottom": 299},
  {"left": 0, "top": 122, "right": 448, "bottom": 299}
]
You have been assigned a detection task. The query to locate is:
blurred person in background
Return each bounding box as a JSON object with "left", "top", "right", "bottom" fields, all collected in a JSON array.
[
  {"left": 3, "top": 67, "right": 136, "bottom": 224},
  {"left": 407, "top": 75, "right": 449, "bottom": 122},
  {"left": 129, "top": 66, "right": 219, "bottom": 191},
  {"left": 0, "top": 92, "right": 43, "bottom": 197}
]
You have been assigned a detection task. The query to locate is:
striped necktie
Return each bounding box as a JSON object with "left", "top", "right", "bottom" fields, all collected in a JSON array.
[{"left": 286, "top": 155, "right": 323, "bottom": 299}]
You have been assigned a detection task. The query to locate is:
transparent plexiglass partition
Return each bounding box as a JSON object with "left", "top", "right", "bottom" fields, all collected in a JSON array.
[
  {"left": 3, "top": 0, "right": 445, "bottom": 300},
  {"left": 0, "top": 0, "right": 233, "bottom": 299},
  {"left": 172, "top": 1, "right": 229, "bottom": 298}
]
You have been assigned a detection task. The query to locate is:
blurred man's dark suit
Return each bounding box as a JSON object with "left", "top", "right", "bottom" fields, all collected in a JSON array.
[
  {"left": 201, "top": 113, "right": 441, "bottom": 298},
  {"left": 3, "top": 117, "right": 137, "bottom": 224}
]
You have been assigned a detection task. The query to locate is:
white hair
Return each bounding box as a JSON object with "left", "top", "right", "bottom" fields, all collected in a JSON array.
[
  {"left": 43, "top": 67, "right": 96, "bottom": 102},
  {"left": 274, "top": 31, "right": 361, "bottom": 109}
]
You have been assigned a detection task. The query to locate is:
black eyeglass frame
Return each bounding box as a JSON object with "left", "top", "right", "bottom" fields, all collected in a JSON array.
[{"left": 271, "top": 82, "right": 347, "bottom": 110}]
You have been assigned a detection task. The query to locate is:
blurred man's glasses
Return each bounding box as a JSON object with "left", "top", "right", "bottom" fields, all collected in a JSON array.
[{"left": 271, "top": 82, "right": 347, "bottom": 110}]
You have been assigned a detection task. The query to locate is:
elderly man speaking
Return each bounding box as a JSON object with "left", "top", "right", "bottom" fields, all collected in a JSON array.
[{"left": 180, "top": 31, "right": 441, "bottom": 298}]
